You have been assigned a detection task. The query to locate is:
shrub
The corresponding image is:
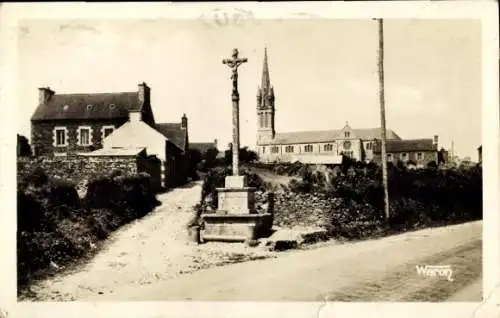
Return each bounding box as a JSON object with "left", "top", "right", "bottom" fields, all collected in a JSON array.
[
  {"left": 17, "top": 168, "right": 160, "bottom": 290},
  {"left": 327, "top": 198, "right": 385, "bottom": 240},
  {"left": 281, "top": 161, "right": 482, "bottom": 240}
]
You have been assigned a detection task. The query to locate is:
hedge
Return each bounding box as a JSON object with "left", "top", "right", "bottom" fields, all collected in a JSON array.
[{"left": 17, "top": 168, "right": 160, "bottom": 289}]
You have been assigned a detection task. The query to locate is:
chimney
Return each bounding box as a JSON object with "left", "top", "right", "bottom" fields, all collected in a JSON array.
[
  {"left": 181, "top": 113, "right": 188, "bottom": 129},
  {"left": 214, "top": 138, "right": 218, "bottom": 149},
  {"left": 38, "top": 87, "right": 54, "bottom": 104},
  {"left": 129, "top": 111, "right": 142, "bottom": 123},
  {"left": 138, "top": 82, "right": 150, "bottom": 106},
  {"left": 433, "top": 135, "right": 438, "bottom": 147}
]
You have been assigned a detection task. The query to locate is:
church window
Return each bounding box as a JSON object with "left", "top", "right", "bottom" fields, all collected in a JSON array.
[
  {"left": 304, "top": 144, "right": 313, "bottom": 152},
  {"left": 366, "top": 142, "right": 372, "bottom": 150},
  {"left": 285, "top": 145, "right": 294, "bottom": 153},
  {"left": 345, "top": 131, "right": 350, "bottom": 138},
  {"left": 323, "top": 144, "right": 333, "bottom": 152},
  {"left": 271, "top": 146, "right": 279, "bottom": 153}
]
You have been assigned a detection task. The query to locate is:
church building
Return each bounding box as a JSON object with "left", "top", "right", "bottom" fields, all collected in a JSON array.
[{"left": 255, "top": 49, "right": 440, "bottom": 167}]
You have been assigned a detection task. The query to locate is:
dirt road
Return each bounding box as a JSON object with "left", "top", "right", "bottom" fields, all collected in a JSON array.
[
  {"left": 24, "top": 182, "right": 274, "bottom": 301},
  {"left": 83, "top": 220, "right": 482, "bottom": 302}
]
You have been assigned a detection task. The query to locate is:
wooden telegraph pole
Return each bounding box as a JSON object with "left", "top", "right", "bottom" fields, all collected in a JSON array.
[{"left": 377, "top": 18, "right": 390, "bottom": 220}]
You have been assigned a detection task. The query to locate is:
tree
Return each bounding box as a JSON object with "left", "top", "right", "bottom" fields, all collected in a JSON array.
[
  {"left": 187, "top": 148, "right": 202, "bottom": 179},
  {"left": 17, "top": 134, "right": 32, "bottom": 157},
  {"left": 224, "top": 146, "right": 258, "bottom": 165},
  {"left": 203, "top": 147, "right": 219, "bottom": 170}
]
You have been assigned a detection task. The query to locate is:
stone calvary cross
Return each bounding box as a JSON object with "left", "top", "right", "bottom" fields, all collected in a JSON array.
[
  {"left": 223, "top": 48, "right": 247, "bottom": 176},
  {"left": 199, "top": 48, "right": 272, "bottom": 243}
]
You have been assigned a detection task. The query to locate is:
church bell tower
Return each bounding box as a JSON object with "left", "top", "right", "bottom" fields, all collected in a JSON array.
[{"left": 256, "top": 48, "right": 276, "bottom": 145}]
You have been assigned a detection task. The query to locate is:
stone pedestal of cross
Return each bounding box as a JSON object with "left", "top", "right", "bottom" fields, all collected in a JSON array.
[{"left": 199, "top": 48, "right": 273, "bottom": 243}]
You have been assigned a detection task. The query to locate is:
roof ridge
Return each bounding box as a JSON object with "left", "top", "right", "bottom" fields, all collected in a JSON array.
[{"left": 54, "top": 91, "right": 137, "bottom": 96}]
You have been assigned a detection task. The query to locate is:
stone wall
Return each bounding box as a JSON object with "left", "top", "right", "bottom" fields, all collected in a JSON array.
[
  {"left": 18, "top": 155, "right": 162, "bottom": 192},
  {"left": 255, "top": 190, "right": 333, "bottom": 229}
]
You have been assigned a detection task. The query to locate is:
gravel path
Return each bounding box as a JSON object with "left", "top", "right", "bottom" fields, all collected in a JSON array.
[{"left": 23, "top": 181, "right": 275, "bottom": 301}]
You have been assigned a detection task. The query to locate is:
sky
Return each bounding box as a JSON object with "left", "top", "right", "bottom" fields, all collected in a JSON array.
[{"left": 17, "top": 18, "right": 481, "bottom": 159}]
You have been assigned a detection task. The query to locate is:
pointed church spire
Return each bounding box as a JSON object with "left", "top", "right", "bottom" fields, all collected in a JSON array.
[{"left": 261, "top": 48, "right": 271, "bottom": 91}]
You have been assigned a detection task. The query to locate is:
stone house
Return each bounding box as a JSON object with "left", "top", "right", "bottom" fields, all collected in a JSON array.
[
  {"left": 103, "top": 111, "right": 187, "bottom": 188},
  {"left": 372, "top": 137, "right": 439, "bottom": 168},
  {"left": 29, "top": 82, "right": 189, "bottom": 188}
]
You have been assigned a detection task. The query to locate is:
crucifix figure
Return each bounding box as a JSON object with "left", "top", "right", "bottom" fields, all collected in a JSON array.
[{"left": 223, "top": 48, "right": 248, "bottom": 176}]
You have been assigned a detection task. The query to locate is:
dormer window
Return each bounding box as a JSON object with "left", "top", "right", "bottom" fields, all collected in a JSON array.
[{"left": 109, "top": 103, "right": 116, "bottom": 109}]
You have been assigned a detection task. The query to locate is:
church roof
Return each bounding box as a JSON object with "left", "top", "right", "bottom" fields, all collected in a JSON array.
[
  {"left": 263, "top": 128, "right": 401, "bottom": 145},
  {"left": 374, "top": 139, "right": 436, "bottom": 153},
  {"left": 31, "top": 92, "right": 141, "bottom": 121},
  {"left": 155, "top": 123, "right": 187, "bottom": 151}
]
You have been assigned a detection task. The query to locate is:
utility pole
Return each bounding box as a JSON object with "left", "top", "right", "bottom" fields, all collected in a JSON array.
[{"left": 376, "top": 18, "right": 390, "bottom": 220}]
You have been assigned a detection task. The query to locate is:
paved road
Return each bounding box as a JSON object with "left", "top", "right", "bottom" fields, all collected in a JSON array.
[{"left": 86, "top": 220, "right": 482, "bottom": 302}]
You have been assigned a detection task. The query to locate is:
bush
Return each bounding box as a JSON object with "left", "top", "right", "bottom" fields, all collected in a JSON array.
[
  {"left": 17, "top": 168, "right": 160, "bottom": 290},
  {"left": 280, "top": 161, "right": 482, "bottom": 240}
]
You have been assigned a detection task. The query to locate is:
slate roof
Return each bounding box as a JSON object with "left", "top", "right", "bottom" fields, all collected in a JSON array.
[
  {"left": 155, "top": 123, "right": 187, "bottom": 151},
  {"left": 31, "top": 92, "right": 141, "bottom": 121},
  {"left": 190, "top": 142, "right": 217, "bottom": 154},
  {"left": 78, "top": 147, "right": 147, "bottom": 157},
  {"left": 263, "top": 128, "right": 401, "bottom": 145},
  {"left": 374, "top": 139, "right": 437, "bottom": 153}
]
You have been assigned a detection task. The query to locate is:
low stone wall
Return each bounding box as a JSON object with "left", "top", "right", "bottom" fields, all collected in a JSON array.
[
  {"left": 18, "top": 155, "right": 162, "bottom": 192},
  {"left": 255, "top": 190, "right": 333, "bottom": 229}
]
